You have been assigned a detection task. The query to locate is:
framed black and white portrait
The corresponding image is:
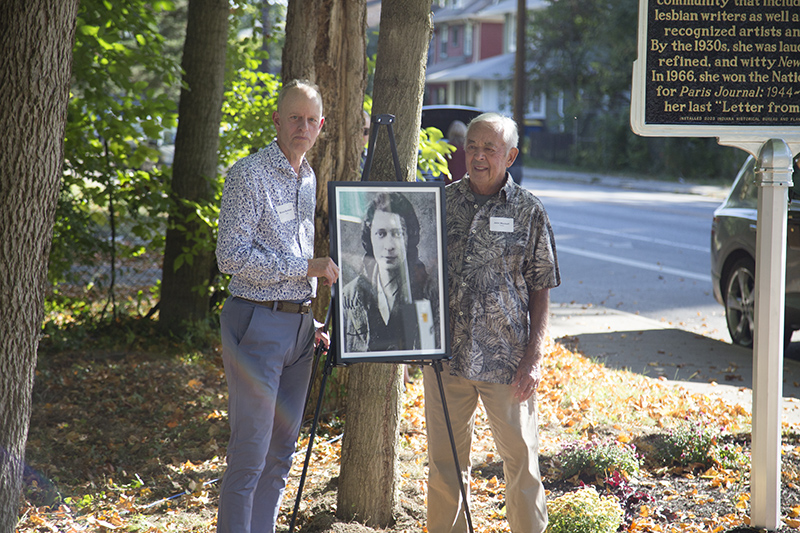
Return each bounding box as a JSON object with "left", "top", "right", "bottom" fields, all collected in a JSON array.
[{"left": 328, "top": 181, "right": 450, "bottom": 364}]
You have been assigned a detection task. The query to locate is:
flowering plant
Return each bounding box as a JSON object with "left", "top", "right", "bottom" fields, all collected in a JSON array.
[
  {"left": 546, "top": 486, "right": 624, "bottom": 533},
  {"left": 556, "top": 437, "right": 640, "bottom": 480}
]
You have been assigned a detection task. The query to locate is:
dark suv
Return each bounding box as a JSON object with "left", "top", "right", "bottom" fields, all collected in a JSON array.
[
  {"left": 711, "top": 155, "right": 800, "bottom": 348},
  {"left": 420, "top": 105, "right": 523, "bottom": 184}
]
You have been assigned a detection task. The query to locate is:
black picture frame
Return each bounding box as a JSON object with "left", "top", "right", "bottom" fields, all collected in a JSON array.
[{"left": 329, "top": 181, "right": 450, "bottom": 364}]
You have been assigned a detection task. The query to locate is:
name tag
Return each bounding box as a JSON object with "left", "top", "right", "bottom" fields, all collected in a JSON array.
[
  {"left": 490, "top": 216, "right": 514, "bottom": 233},
  {"left": 277, "top": 203, "right": 295, "bottom": 223}
]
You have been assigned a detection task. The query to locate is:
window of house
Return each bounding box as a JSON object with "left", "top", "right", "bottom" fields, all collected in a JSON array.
[
  {"left": 440, "top": 25, "right": 448, "bottom": 58},
  {"left": 452, "top": 27, "right": 459, "bottom": 48},
  {"left": 529, "top": 92, "right": 545, "bottom": 115},
  {"left": 464, "top": 22, "right": 473, "bottom": 57},
  {"left": 507, "top": 15, "right": 516, "bottom": 53},
  {"left": 436, "top": 87, "right": 447, "bottom": 105},
  {"left": 454, "top": 80, "right": 473, "bottom": 106}
]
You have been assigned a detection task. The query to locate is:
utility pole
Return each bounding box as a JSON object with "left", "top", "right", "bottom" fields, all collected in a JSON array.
[{"left": 514, "top": 0, "right": 526, "bottom": 153}]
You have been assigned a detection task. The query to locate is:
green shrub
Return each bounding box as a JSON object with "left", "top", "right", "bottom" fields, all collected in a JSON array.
[
  {"left": 556, "top": 437, "right": 640, "bottom": 481},
  {"left": 546, "top": 486, "right": 624, "bottom": 533}
]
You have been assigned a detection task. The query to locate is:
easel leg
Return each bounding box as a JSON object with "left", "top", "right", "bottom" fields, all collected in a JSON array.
[
  {"left": 289, "top": 346, "right": 336, "bottom": 533},
  {"left": 432, "top": 359, "right": 475, "bottom": 533}
]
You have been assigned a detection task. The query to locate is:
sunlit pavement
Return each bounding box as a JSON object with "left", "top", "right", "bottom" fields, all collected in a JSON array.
[{"left": 549, "top": 302, "right": 800, "bottom": 429}]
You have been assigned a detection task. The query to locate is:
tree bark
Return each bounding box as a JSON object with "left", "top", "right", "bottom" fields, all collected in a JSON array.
[
  {"left": 337, "top": 0, "right": 432, "bottom": 526},
  {"left": 338, "top": 364, "right": 403, "bottom": 526},
  {"left": 0, "top": 1, "right": 79, "bottom": 530},
  {"left": 159, "top": 0, "right": 228, "bottom": 334},
  {"left": 366, "top": 0, "right": 432, "bottom": 184},
  {"left": 283, "top": 0, "right": 368, "bottom": 322},
  {"left": 282, "top": 0, "right": 367, "bottom": 416}
]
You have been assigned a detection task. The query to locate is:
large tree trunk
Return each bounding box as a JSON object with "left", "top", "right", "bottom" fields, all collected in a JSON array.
[
  {"left": 365, "top": 0, "right": 431, "bottom": 184},
  {"left": 337, "top": 0, "right": 432, "bottom": 527},
  {"left": 159, "top": 0, "right": 228, "bottom": 334},
  {"left": 0, "top": 1, "right": 79, "bottom": 530},
  {"left": 282, "top": 0, "right": 367, "bottom": 415},
  {"left": 283, "top": 0, "right": 367, "bottom": 322}
]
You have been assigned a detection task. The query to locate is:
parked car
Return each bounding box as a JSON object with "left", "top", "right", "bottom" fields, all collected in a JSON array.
[
  {"left": 420, "top": 105, "right": 523, "bottom": 184},
  {"left": 711, "top": 155, "right": 800, "bottom": 348}
]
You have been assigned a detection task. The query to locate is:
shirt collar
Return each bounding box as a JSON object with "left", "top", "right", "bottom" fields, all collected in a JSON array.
[
  {"left": 457, "top": 173, "right": 515, "bottom": 202},
  {"left": 266, "top": 140, "right": 312, "bottom": 178}
]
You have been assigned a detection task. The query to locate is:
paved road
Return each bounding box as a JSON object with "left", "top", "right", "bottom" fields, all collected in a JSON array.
[
  {"left": 521, "top": 167, "right": 800, "bottom": 427},
  {"left": 524, "top": 169, "right": 729, "bottom": 340}
]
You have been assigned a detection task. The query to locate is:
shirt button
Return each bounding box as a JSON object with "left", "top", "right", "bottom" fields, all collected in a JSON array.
[
  {"left": 466, "top": 255, "right": 471, "bottom": 261},
  {"left": 459, "top": 311, "right": 464, "bottom": 316},
  {"left": 473, "top": 204, "right": 479, "bottom": 209},
  {"left": 471, "top": 228, "right": 476, "bottom": 234},
  {"left": 461, "top": 282, "right": 466, "bottom": 287}
]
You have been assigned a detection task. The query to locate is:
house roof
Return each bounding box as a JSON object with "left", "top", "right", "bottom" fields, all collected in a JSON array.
[
  {"left": 426, "top": 52, "right": 516, "bottom": 82},
  {"left": 477, "top": 0, "right": 549, "bottom": 17},
  {"left": 431, "top": 0, "right": 499, "bottom": 24},
  {"left": 433, "top": 0, "right": 547, "bottom": 23}
]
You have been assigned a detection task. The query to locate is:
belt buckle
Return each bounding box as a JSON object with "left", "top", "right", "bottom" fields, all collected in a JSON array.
[{"left": 273, "top": 300, "right": 311, "bottom": 314}]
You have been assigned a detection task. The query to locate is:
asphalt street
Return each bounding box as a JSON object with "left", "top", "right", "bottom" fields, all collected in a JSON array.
[{"left": 522, "top": 167, "right": 800, "bottom": 429}]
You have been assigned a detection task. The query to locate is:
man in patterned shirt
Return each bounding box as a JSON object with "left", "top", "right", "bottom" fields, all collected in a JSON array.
[
  {"left": 215, "top": 79, "right": 339, "bottom": 533},
  {"left": 423, "top": 113, "right": 560, "bottom": 533}
]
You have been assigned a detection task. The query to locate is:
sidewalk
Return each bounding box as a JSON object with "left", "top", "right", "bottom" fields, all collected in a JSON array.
[
  {"left": 525, "top": 165, "right": 800, "bottom": 427},
  {"left": 522, "top": 166, "right": 730, "bottom": 199},
  {"left": 548, "top": 303, "right": 800, "bottom": 429}
]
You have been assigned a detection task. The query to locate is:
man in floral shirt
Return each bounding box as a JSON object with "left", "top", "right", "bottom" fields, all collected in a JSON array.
[
  {"left": 423, "top": 113, "right": 560, "bottom": 533},
  {"left": 215, "top": 79, "right": 338, "bottom": 533}
]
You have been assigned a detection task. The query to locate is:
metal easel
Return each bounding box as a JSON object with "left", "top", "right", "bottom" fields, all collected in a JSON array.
[{"left": 289, "top": 113, "right": 473, "bottom": 533}]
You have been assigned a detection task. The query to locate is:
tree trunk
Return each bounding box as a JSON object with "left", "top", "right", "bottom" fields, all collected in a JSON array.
[
  {"left": 159, "top": 0, "right": 228, "bottom": 334},
  {"left": 366, "top": 0, "right": 431, "bottom": 184},
  {"left": 337, "top": 0, "right": 432, "bottom": 526},
  {"left": 0, "top": 1, "right": 79, "bottom": 530},
  {"left": 338, "top": 364, "right": 403, "bottom": 526},
  {"left": 283, "top": 0, "right": 367, "bottom": 323},
  {"left": 282, "top": 0, "right": 368, "bottom": 416}
]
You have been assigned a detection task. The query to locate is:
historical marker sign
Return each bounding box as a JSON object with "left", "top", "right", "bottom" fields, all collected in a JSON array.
[
  {"left": 631, "top": 3, "right": 800, "bottom": 529},
  {"left": 631, "top": 0, "right": 800, "bottom": 138}
]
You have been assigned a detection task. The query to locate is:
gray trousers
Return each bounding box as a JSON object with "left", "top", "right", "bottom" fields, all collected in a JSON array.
[
  {"left": 217, "top": 297, "right": 315, "bottom": 533},
  {"left": 422, "top": 363, "right": 548, "bottom": 533}
]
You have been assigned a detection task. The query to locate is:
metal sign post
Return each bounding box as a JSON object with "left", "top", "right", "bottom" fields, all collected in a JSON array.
[
  {"left": 751, "top": 140, "right": 793, "bottom": 529},
  {"left": 630, "top": 0, "right": 800, "bottom": 525}
]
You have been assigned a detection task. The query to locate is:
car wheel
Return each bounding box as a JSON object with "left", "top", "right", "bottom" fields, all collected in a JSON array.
[{"left": 724, "top": 257, "right": 756, "bottom": 348}]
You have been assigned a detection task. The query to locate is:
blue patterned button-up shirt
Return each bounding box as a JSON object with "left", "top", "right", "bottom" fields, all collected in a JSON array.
[
  {"left": 446, "top": 176, "right": 560, "bottom": 384},
  {"left": 216, "top": 141, "right": 317, "bottom": 301}
]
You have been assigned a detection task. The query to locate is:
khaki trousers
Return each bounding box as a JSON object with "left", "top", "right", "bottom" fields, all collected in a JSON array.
[{"left": 422, "top": 363, "right": 547, "bottom": 533}]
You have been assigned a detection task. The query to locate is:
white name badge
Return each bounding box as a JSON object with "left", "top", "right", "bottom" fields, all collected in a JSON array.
[
  {"left": 490, "top": 216, "right": 514, "bottom": 233},
  {"left": 277, "top": 203, "right": 295, "bottom": 223}
]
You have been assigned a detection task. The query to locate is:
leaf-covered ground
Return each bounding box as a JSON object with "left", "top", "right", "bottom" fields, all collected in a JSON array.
[{"left": 17, "top": 331, "right": 800, "bottom": 533}]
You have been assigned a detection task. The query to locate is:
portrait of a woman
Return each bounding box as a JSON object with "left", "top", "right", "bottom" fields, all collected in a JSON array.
[{"left": 340, "top": 192, "right": 440, "bottom": 354}]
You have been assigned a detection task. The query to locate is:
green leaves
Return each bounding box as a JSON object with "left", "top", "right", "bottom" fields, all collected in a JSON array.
[
  {"left": 219, "top": 65, "right": 280, "bottom": 167},
  {"left": 53, "top": 0, "right": 180, "bottom": 296},
  {"left": 417, "top": 126, "right": 456, "bottom": 181}
]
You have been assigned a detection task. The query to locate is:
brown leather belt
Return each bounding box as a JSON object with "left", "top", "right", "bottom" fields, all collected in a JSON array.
[{"left": 238, "top": 297, "right": 311, "bottom": 314}]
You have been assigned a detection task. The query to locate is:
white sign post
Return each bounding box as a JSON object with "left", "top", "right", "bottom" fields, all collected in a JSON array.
[
  {"left": 630, "top": 0, "right": 800, "bottom": 526},
  {"left": 751, "top": 139, "right": 793, "bottom": 529}
]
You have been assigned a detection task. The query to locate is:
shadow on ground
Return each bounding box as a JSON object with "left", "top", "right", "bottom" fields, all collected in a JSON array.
[{"left": 550, "top": 303, "right": 800, "bottom": 427}]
